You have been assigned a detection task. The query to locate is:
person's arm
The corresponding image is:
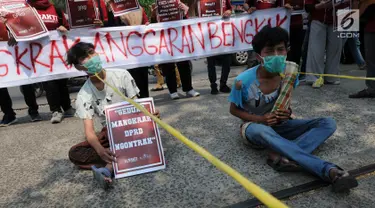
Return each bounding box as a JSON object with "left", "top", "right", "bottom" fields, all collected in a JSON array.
[
  {"left": 83, "top": 119, "right": 116, "bottom": 163},
  {"left": 142, "top": 8, "right": 150, "bottom": 25},
  {"left": 230, "top": 103, "right": 263, "bottom": 122},
  {"left": 223, "top": 0, "right": 232, "bottom": 17},
  {"left": 57, "top": 10, "right": 70, "bottom": 32}
]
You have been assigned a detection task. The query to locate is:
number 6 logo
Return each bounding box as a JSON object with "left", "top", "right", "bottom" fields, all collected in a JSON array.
[{"left": 337, "top": 9, "right": 360, "bottom": 32}]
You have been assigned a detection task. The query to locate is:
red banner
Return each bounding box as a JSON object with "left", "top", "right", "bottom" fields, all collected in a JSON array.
[
  {"left": 107, "top": 0, "right": 140, "bottom": 17},
  {"left": 0, "top": 2, "right": 49, "bottom": 41},
  {"left": 105, "top": 98, "right": 165, "bottom": 179},
  {"left": 198, "top": 0, "right": 223, "bottom": 17},
  {"left": 66, "top": 0, "right": 99, "bottom": 29},
  {"left": 156, "top": 0, "right": 182, "bottom": 22}
]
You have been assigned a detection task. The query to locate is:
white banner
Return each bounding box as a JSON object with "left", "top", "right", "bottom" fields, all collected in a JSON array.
[{"left": 0, "top": 8, "right": 290, "bottom": 88}]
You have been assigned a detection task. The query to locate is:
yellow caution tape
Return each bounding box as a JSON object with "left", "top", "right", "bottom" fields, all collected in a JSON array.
[
  {"left": 94, "top": 73, "right": 288, "bottom": 208},
  {"left": 299, "top": 72, "right": 375, "bottom": 81}
]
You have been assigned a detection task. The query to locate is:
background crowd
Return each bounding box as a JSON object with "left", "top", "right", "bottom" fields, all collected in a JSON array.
[{"left": 0, "top": 0, "right": 374, "bottom": 127}]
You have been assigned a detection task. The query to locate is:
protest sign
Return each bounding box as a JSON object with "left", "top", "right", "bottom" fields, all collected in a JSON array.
[
  {"left": 0, "top": 2, "right": 49, "bottom": 41},
  {"left": 107, "top": 0, "right": 140, "bottom": 17},
  {"left": 66, "top": 0, "right": 99, "bottom": 28},
  {"left": 0, "top": 8, "right": 290, "bottom": 88},
  {"left": 156, "top": 0, "right": 182, "bottom": 22},
  {"left": 198, "top": 0, "right": 222, "bottom": 17},
  {"left": 105, "top": 98, "right": 165, "bottom": 179}
]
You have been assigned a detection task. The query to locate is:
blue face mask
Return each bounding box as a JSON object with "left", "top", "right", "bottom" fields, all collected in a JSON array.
[
  {"left": 83, "top": 55, "right": 103, "bottom": 75},
  {"left": 261, "top": 55, "right": 286, "bottom": 74}
]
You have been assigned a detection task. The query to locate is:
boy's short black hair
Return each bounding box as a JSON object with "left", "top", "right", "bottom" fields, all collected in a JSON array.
[
  {"left": 66, "top": 42, "right": 95, "bottom": 65},
  {"left": 252, "top": 26, "right": 289, "bottom": 54}
]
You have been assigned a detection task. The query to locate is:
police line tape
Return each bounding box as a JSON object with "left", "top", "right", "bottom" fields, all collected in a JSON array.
[
  {"left": 299, "top": 72, "right": 375, "bottom": 81},
  {"left": 94, "top": 74, "right": 288, "bottom": 208}
]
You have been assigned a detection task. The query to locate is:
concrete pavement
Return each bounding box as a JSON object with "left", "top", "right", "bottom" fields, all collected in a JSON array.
[{"left": 1, "top": 61, "right": 375, "bottom": 208}]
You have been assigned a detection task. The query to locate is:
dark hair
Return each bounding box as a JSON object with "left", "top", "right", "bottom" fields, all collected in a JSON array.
[
  {"left": 66, "top": 42, "right": 95, "bottom": 65},
  {"left": 252, "top": 26, "right": 289, "bottom": 54}
]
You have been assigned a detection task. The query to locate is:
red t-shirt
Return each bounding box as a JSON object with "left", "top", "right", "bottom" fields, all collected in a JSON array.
[
  {"left": 28, "top": 1, "right": 69, "bottom": 31},
  {"left": 223, "top": 0, "right": 233, "bottom": 11},
  {"left": 247, "top": 0, "right": 281, "bottom": 10}
]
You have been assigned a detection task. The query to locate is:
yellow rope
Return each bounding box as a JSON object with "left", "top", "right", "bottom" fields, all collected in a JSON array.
[{"left": 94, "top": 73, "right": 288, "bottom": 208}]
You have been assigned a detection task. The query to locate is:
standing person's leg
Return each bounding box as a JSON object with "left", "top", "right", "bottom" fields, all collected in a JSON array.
[
  {"left": 57, "top": 78, "right": 74, "bottom": 116},
  {"left": 176, "top": 61, "right": 200, "bottom": 97},
  {"left": 347, "top": 36, "right": 366, "bottom": 69},
  {"left": 206, "top": 56, "right": 218, "bottom": 94},
  {"left": 0, "top": 88, "right": 17, "bottom": 126},
  {"left": 129, "top": 67, "right": 149, "bottom": 98},
  {"left": 20, "top": 84, "right": 41, "bottom": 121},
  {"left": 175, "top": 67, "right": 182, "bottom": 88},
  {"left": 349, "top": 32, "right": 375, "bottom": 98},
  {"left": 324, "top": 25, "right": 343, "bottom": 84},
  {"left": 219, "top": 54, "right": 232, "bottom": 93},
  {"left": 306, "top": 20, "right": 327, "bottom": 87},
  {"left": 300, "top": 25, "right": 311, "bottom": 79},
  {"left": 288, "top": 27, "right": 305, "bottom": 65},
  {"left": 151, "top": 65, "right": 165, "bottom": 91},
  {"left": 43, "top": 80, "right": 63, "bottom": 124},
  {"left": 159, "top": 63, "right": 179, "bottom": 99}
]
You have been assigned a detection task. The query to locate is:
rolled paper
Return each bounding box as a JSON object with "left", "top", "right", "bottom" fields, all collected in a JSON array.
[{"left": 271, "top": 61, "right": 299, "bottom": 113}]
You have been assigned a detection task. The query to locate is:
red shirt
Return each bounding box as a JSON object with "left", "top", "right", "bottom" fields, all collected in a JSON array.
[
  {"left": 223, "top": 0, "right": 233, "bottom": 11},
  {"left": 305, "top": 0, "right": 349, "bottom": 25},
  {"left": 247, "top": 0, "right": 281, "bottom": 10},
  {"left": 28, "top": 1, "right": 69, "bottom": 31}
]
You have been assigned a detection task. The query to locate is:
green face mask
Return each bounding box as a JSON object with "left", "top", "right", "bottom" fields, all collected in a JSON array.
[
  {"left": 260, "top": 55, "right": 286, "bottom": 74},
  {"left": 83, "top": 55, "right": 103, "bottom": 75}
]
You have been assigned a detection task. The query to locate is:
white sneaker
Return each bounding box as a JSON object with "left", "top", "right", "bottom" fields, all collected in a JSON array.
[
  {"left": 325, "top": 80, "right": 340, "bottom": 85},
  {"left": 170, "top": 92, "right": 180, "bottom": 100},
  {"left": 51, "top": 112, "right": 63, "bottom": 124},
  {"left": 186, "top": 89, "right": 200, "bottom": 97}
]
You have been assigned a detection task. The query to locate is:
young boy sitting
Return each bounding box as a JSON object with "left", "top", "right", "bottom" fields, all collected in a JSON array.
[
  {"left": 229, "top": 26, "right": 358, "bottom": 193},
  {"left": 67, "top": 42, "right": 159, "bottom": 189}
]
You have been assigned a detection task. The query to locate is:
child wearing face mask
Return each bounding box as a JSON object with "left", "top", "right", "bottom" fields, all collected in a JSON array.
[
  {"left": 228, "top": 26, "right": 358, "bottom": 193},
  {"left": 66, "top": 42, "right": 160, "bottom": 189}
]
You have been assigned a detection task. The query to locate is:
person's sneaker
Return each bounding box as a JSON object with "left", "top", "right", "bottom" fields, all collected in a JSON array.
[
  {"left": 325, "top": 80, "right": 340, "bottom": 85},
  {"left": 0, "top": 115, "right": 17, "bottom": 127},
  {"left": 170, "top": 92, "right": 180, "bottom": 100},
  {"left": 64, "top": 108, "right": 76, "bottom": 118},
  {"left": 349, "top": 89, "right": 375, "bottom": 98},
  {"left": 312, "top": 79, "right": 324, "bottom": 88},
  {"left": 30, "top": 113, "right": 42, "bottom": 122},
  {"left": 186, "top": 89, "right": 200, "bottom": 97},
  {"left": 51, "top": 112, "right": 63, "bottom": 124},
  {"left": 219, "top": 85, "right": 231, "bottom": 93},
  {"left": 298, "top": 75, "right": 306, "bottom": 82},
  {"left": 211, "top": 87, "right": 219, "bottom": 95},
  {"left": 359, "top": 64, "right": 367, "bottom": 70}
]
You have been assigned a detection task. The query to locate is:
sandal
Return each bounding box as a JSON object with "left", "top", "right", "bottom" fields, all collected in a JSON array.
[
  {"left": 151, "top": 86, "right": 164, "bottom": 91},
  {"left": 267, "top": 156, "right": 304, "bottom": 172},
  {"left": 91, "top": 166, "right": 113, "bottom": 190},
  {"left": 330, "top": 167, "right": 358, "bottom": 193}
]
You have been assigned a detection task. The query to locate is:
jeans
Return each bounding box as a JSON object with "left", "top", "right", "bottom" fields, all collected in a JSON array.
[
  {"left": 128, "top": 67, "right": 149, "bottom": 98},
  {"left": 207, "top": 54, "right": 231, "bottom": 88},
  {"left": 43, "top": 79, "right": 72, "bottom": 113},
  {"left": 344, "top": 36, "right": 366, "bottom": 66},
  {"left": 245, "top": 117, "right": 337, "bottom": 181},
  {"left": 159, "top": 61, "right": 193, "bottom": 94},
  {"left": 0, "top": 88, "right": 15, "bottom": 117}
]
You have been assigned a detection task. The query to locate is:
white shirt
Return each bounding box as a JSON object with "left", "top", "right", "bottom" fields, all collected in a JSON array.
[{"left": 75, "top": 69, "right": 140, "bottom": 126}]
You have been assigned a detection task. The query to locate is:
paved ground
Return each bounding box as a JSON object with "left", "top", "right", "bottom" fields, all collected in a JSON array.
[{"left": 1, "top": 60, "right": 375, "bottom": 208}]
